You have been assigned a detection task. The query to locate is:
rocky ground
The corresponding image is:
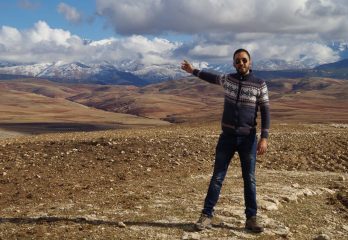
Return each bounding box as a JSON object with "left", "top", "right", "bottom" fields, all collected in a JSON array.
[{"left": 0, "top": 123, "right": 347, "bottom": 239}]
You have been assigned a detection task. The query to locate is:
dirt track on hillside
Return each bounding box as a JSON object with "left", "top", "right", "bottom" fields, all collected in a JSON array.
[{"left": 0, "top": 123, "right": 347, "bottom": 239}]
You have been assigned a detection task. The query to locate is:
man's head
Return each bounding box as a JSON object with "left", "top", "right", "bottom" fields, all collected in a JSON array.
[{"left": 233, "top": 48, "right": 251, "bottom": 76}]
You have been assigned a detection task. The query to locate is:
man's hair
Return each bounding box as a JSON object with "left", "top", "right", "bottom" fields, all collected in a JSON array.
[{"left": 233, "top": 48, "right": 251, "bottom": 60}]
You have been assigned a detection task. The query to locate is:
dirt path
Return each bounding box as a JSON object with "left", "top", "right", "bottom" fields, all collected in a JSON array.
[{"left": 0, "top": 123, "right": 347, "bottom": 239}]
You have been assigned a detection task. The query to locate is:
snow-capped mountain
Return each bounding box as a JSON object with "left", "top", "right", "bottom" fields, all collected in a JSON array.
[
  {"left": 1, "top": 57, "right": 347, "bottom": 85},
  {"left": 0, "top": 62, "right": 52, "bottom": 76},
  {"left": 36, "top": 61, "right": 98, "bottom": 79},
  {"left": 196, "top": 59, "right": 319, "bottom": 72},
  {"left": 0, "top": 60, "right": 187, "bottom": 85},
  {"left": 0, "top": 61, "right": 148, "bottom": 86},
  {"left": 253, "top": 59, "right": 319, "bottom": 71},
  {"left": 132, "top": 64, "right": 187, "bottom": 83}
]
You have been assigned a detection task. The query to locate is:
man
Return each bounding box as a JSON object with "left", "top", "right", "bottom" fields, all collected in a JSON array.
[{"left": 181, "top": 49, "right": 270, "bottom": 233}]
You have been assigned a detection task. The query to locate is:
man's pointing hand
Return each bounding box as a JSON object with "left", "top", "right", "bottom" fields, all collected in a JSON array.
[{"left": 181, "top": 60, "right": 194, "bottom": 74}]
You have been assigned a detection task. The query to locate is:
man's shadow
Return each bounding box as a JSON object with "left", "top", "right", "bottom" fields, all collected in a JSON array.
[{"left": 0, "top": 216, "right": 244, "bottom": 232}]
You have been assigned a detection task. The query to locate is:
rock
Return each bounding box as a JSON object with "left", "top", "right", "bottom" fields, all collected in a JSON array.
[
  {"left": 342, "top": 225, "right": 348, "bottom": 231},
  {"left": 117, "top": 221, "right": 126, "bottom": 228},
  {"left": 338, "top": 175, "right": 345, "bottom": 181},
  {"left": 265, "top": 197, "right": 280, "bottom": 205},
  {"left": 182, "top": 232, "right": 200, "bottom": 240},
  {"left": 259, "top": 199, "right": 279, "bottom": 211},
  {"left": 273, "top": 226, "right": 291, "bottom": 237},
  {"left": 297, "top": 224, "right": 308, "bottom": 231},
  {"left": 314, "top": 233, "right": 330, "bottom": 240},
  {"left": 292, "top": 183, "right": 300, "bottom": 188},
  {"left": 283, "top": 195, "right": 298, "bottom": 202},
  {"left": 262, "top": 218, "right": 277, "bottom": 228},
  {"left": 302, "top": 188, "right": 315, "bottom": 196},
  {"left": 320, "top": 188, "right": 336, "bottom": 195}
]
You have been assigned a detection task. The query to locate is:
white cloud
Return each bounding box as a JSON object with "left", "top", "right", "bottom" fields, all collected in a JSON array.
[
  {"left": 57, "top": 2, "right": 82, "bottom": 24},
  {"left": 0, "top": 21, "right": 180, "bottom": 65},
  {"left": 0, "top": 26, "right": 22, "bottom": 47},
  {"left": 188, "top": 44, "right": 233, "bottom": 58},
  {"left": 0, "top": 20, "right": 342, "bottom": 67},
  {"left": 93, "top": 0, "right": 347, "bottom": 66},
  {"left": 179, "top": 32, "right": 340, "bottom": 64},
  {"left": 96, "top": 0, "right": 348, "bottom": 39},
  {"left": 91, "top": 35, "right": 181, "bottom": 65},
  {"left": 27, "top": 21, "right": 75, "bottom": 46}
]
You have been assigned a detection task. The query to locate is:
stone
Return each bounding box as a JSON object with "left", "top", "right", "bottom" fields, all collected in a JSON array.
[
  {"left": 302, "top": 188, "right": 315, "bottom": 196},
  {"left": 259, "top": 199, "right": 279, "bottom": 211},
  {"left": 264, "top": 197, "right": 280, "bottom": 205},
  {"left": 314, "top": 234, "right": 330, "bottom": 240},
  {"left": 320, "top": 188, "right": 336, "bottom": 195},
  {"left": 182, "top": 232, "right": 200, "bottom": 240},
  {"left": 273, "top": 226, "right": 291, "bottom": 237},
  {"left": 338, "top": 175, "right": 345, "bottom": 181},
  {"left": 297, "top": 224, "right": 308, "bottom": 230},
  {"left": 117, "top": 222, "right": 126, "bottom": 228},
  {"left": 283, "top": 195, "right": 298, "bottom": 202}
]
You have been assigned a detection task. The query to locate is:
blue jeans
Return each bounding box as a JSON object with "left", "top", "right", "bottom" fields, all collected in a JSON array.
[{"left": 202, "top": 131, "right": 257, "bottom": 219}]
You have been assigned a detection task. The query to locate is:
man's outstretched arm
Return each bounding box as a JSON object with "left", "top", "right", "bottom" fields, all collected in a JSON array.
[
  {"left": 257, "top": 82, "right": 270, "bottom": 155},
  {"left": 181, "top": 60, "right": 222, "bottom": 85}
]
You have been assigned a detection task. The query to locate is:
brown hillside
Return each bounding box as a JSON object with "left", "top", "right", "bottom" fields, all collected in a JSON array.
[
  {"left": 0, "top": 77, "right": 347, "bottom": 135},
  {"left": 0, "top": 80, "right": 169, "bottom": 134},
  {"left": 69, "top": 77, "right": 348, "bottom": 123}
]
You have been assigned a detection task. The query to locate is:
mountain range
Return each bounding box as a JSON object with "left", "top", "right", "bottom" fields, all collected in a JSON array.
[{"left": 0, "top": 58, "right": 347, "bottom": 86}]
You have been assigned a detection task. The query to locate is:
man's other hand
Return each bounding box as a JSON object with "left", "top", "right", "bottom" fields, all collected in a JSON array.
[
  {"left": 181, "top": 60, "right": 194, "bottom": 74},
  {"left": 257, "top": 138, "right": 267, "bottom": 155}
]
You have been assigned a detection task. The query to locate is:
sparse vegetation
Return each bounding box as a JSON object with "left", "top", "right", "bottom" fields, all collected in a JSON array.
[{"left": 0, "top": 123, "right": 347, "bottom": 239}]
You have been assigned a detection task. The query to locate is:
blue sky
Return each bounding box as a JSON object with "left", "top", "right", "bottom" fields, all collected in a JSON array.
[
  {"left": 0, "top": 0, "right": 195, "bottom": 42},
  {"left": 0, "top": 1, "right": 115, "bottom": 40},
  {"left": 0, "top": 0, "right": 347, "bottom": 67}
]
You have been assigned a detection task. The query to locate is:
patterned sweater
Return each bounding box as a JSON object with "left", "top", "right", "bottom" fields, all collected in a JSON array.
[{"left": 193, "top": 69, "right": 270, "bottom": 138}]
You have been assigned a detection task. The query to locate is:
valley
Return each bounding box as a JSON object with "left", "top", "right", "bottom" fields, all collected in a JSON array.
[{"left": 0, "top": 77, "right": 347, "bottom": 137}]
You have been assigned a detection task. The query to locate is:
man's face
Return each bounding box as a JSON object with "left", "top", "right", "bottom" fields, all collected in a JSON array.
[{"left": 233, "top": 51, "right": 251, "bottom": 76}]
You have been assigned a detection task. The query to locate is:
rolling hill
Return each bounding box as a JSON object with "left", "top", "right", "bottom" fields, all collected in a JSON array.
[
  {"left": 0, "top": 76, "right": 347, "bottom": 136},
  {"left": 0, "top": 79, "right": 170, "bottom": 134}
]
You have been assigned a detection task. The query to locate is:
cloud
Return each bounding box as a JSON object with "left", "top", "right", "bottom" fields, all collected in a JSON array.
[
  {"left": 90, "top": 35, "right": 181, "bottom": 65},
  {"left": 179, "top": 32, "right": 340, "bottom": 65},
  {"left": 96, "top": 0, "right": 348, "bottom": 39},
  {"left": 0, "top": 21, "right": 342, "bottom": 68},
  {"left": 57, "top": 2, "right": 82, "bottom": 24},
  {"left": 17, "top": 0, "right": 40, "bottom": 10},
  {"left": 0, "top": 21, "right": 180, "bottom": 65}
]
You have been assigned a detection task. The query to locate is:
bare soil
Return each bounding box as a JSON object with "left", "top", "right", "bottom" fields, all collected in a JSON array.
[{"left": 0, "top": 123, "right": 347, "bottom": 239}]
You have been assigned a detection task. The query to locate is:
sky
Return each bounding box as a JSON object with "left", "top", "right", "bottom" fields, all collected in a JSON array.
[{"left": 0, "top": 0, "right": 348, "bottom": 67}]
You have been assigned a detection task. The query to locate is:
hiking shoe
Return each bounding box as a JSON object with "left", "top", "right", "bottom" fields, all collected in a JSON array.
[
  {"left": 195, "top": 213, "right": 212, "bottom": 231},
  {"left": 245, "top": 216, "right": 264, "bottom": 233}
]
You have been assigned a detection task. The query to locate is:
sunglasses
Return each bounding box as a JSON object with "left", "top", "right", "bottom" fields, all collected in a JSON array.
[{"left": 234, "top": 58, "right": 248, "bottom": 65}]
